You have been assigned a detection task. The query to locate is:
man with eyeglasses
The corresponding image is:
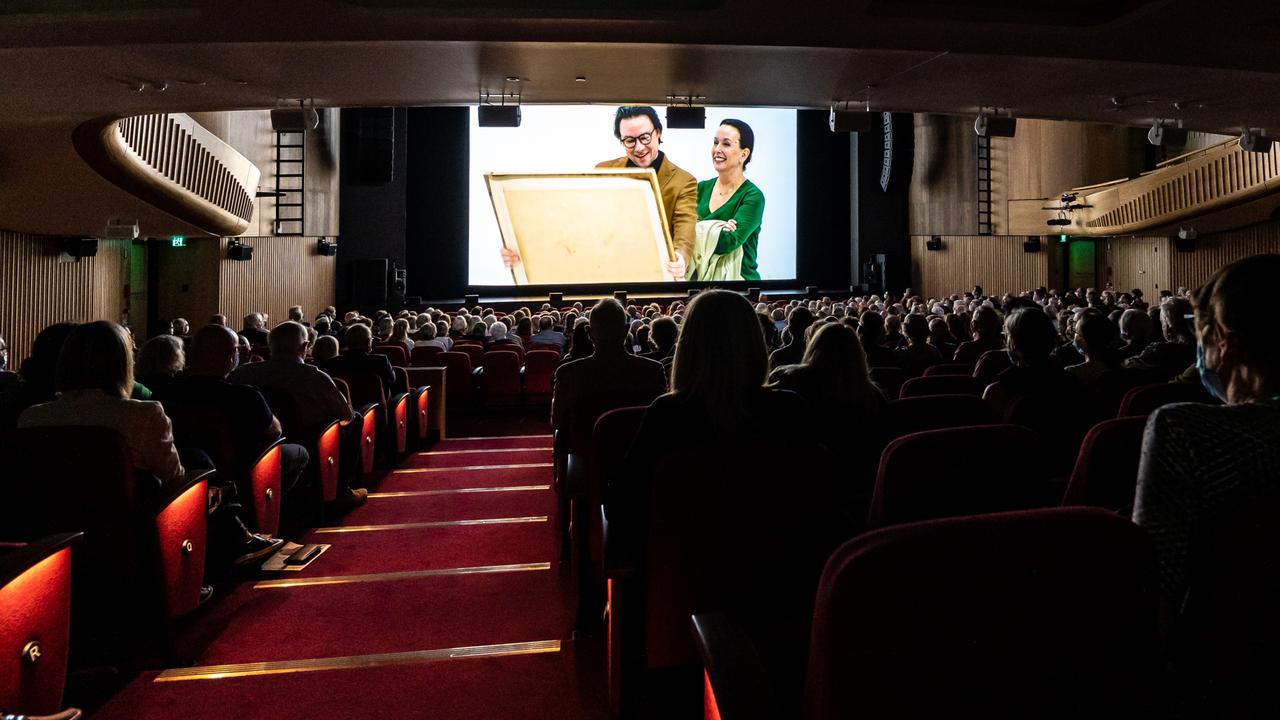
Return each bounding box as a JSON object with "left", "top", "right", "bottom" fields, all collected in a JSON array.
[{"left": 502, "top": 106, "right": 697, "bottom": 280}]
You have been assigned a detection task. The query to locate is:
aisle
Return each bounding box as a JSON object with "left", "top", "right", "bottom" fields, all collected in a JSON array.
[{"left": 93, "top": 433, "right": 606, "bottom": 719}]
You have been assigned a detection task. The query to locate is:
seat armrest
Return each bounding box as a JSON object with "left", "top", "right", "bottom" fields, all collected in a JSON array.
[
  {"left": 691, "top": 613, "right": 780, "bottom": 720},
  {"left": 601, "top": 506, "right": 636, "bottom": 580},
  {"left": 154, "top": 468, "right": 217, "bottom": 511}
]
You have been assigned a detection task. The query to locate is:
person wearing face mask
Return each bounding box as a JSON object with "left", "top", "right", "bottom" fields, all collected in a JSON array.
[
  {"left": 501, "top": 106, "right": 698, "bottom": 281},
  {"left": 1132, "top": 254, "right": 1280, "bottom": 719}
]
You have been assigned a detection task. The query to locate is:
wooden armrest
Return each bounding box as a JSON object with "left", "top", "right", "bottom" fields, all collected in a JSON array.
[{"left": 691, "top": 613, "right": 780, "bottom": 720}]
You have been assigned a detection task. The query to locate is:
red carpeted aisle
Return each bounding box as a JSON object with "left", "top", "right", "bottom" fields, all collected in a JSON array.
[{"left": 91, "top": 430, "right": 607, "bottom": 720}]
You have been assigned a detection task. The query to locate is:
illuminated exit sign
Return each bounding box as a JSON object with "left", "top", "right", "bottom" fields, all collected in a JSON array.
[{"left": 171, "top": 236, "right": 186, "bottom": 247}]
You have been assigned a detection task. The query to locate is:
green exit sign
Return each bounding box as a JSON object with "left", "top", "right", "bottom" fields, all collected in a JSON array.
[{"left": 170, "top": 235, "right": 186, "bottom": 247}]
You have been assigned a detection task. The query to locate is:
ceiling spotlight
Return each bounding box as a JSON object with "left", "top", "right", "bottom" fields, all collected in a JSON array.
[
  {"left": 1239, "top": 128, "right": 1273, "bottom": 153},
  {"left": 574, "top": 76, "right": 587, "bottom": 83},
  {"left": 505, "top": 76, "right": 521, "bottom": 83},
  {"left": 1047, "top": 215, "right": 1072, "bottom": 227}
]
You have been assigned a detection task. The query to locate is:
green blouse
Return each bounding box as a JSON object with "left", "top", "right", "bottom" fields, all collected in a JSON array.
[{"left": 695, "top": 178, "right": 765, "bottom": 282}]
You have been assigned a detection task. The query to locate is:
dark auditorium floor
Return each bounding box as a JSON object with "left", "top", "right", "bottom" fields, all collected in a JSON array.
[{"left": 92, "top": 412, "right": 610, "bottom": 719}]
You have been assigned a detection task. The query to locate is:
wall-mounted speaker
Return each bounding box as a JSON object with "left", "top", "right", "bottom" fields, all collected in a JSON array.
[
  {"left": 227, "top": 241, "right": 253, "bottom": 261},
  {"left": 390, "top": 267, "right": 407, "bottom": 301},
  {"left": 1023, "top": 236, "right": 1041, "bottom": 253},
  {"left": 60, "top": 237, "right": 98, "bottom": 259},
  {"left": 666, "top": 106, "right": 705, "bottom": 129},
  {"left": 549, "top": 292, "right": 564, "bottom": 306},
  {"left": 1174, "top": 236, "right": 1197, "bottom": 252},
  {"left": 317, "top": 238, "right": 338, "bottom": 256},
  {"left": 975, "top": 115, "right": 1017, "bottom": 138},
  {"left": 926, "top": 236, "right": 944, "bottom": 251}
]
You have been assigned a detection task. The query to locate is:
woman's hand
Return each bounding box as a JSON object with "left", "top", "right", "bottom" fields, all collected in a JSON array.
[
  {"left": 500, "top": 247, "right": 521, "bottom": 269},
  {"left": 724, "top": 219, "right": 738, "bottom": 233}
]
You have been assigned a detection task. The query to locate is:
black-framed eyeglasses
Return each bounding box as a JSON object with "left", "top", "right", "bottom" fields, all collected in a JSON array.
[{"left": 621, "top": 132, "right": 655, "bottom": 149}]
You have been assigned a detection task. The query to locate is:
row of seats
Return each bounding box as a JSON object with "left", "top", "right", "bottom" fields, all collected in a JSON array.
[{"left": 581, "top": 381, "right": 1210, "bottom": 716}]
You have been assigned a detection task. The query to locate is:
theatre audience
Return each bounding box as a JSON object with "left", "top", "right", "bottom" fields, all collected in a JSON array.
[
  {"left": 1133, "top": 254, "right": 1280, "bottom": 718},
  {"left": 953, "top": 305, "right": 1004, "bottom": 363},
  {"left": 894, "top": 314, "right": 944, "bottom": 377},
  {"left": 565, "top": 321, "right": 594, "bottom": 361},
  {"left": 1117, "top": 308, "right": 1155, "bottom": 361},
  {"left": 530, "top": 315, "right": 567, "bottom": 351},
  {"left": 312, "top": 335, "right": 339, "bottom": 362},
  {"left": 240, "top": 313, "right": 269, "bottom": 347},
  {"left": 1125, "top": 297, "right": 1196, "bottom": 379},
  {"left": 230, "top": 321, "right": 366, "bottom": 510},
  {"left": 983, "top": 307, "right": 1078, "bottom": 419},
  {"left": 319, "top": 323, "right": 396, "bottom": 401},
  {"left": 769, "top": 306, "right": 814, "bottom": 371},
  {"left": 135, "top": 334, "right": 185, "bottom": 394},
  {"left": 488, "top": 321, "right": 522, "bottom": 351},
  {"left": 551, "top": 299, "right": 666, "bottom": 458}
]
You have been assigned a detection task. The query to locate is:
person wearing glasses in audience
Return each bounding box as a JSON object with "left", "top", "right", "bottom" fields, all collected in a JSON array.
[{"left": 501, "top": 106, "right": 698, "bottom": 280}]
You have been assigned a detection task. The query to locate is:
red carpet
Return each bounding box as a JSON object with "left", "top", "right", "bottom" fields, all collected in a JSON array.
[{"left": 90, "top": 424, "right": 610, "bottom": 720}]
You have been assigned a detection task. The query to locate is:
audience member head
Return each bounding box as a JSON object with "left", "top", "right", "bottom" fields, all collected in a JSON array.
[
  {"left": 971, "top": 305, "right": 1002, "bottom": 340},
  {"left": 587, "top": 299, "right": 628, "bottom": 351},
  {"left": 346, "top": 322, "right": 375, "bottom": 353},
  {"left": 188, "top": 325, "right": 240, "bottom": 378},
  {"left": 55, "top": 321, "right": 134, "bottom": 399},
  {"left": 20, "top": 323, "right": 77, "bottom": 401},
  {"left": 538, "top": 315, "right": 554, "bottom": 332},
  {"left": 649, "top": 316, "right": 678, "bottom": 353},
  {"left": 419, "top": 322, "right": 437, "bottom": 340},
  {"left": 784, "top": 306, "right": 815, "bottom": 345},
  {"left": 391, "top": 318, "right": 410, "bottom": 341},
  {"left": 858, "top": 310, "right": 885, "bottom": 345},
  {"left": 136, "top": 335, "right": 185, "bottom": 381},
  {"left": 172, "top": 318, "right": 190, "bottom": 336},
  {"left": 569, "top": 320, "right": 593, "bottom": 356},
  {"left": 671, "top": 290, "right": 767, "bottom": 431},
  {"left": 1160, "top": 297, "right": 1195, "bottom": 344},
  {"left": 210, "top": 314, "right": 227, "bottom": 327},
  {"left": 490, "top": 322, "right": 509, "bottom": 341},
  {"left": 516, "top": 316, "right": 533, "bottom": 337},
  {"left": 1119, "top": 308, "right": 1153, "bottom": 345},
  {"left": 903, "top": 314, "right": 930, "bottom": 346},
  {"left": 375, "top": 316, "right": 393, "bottom": 340},
  {"left": 802, "top": 322, "right": 869, "bottom": 381},
  {"left": 1005, "top": 307, "right": 1058, "bottom": 368},
  {"left": 1193, "top": 253, "right": 1280, "bottom": 403},
  {"left": 268, "top": 321, "right": 310, "bottom": 360},
  {"left": 312, "top": 335, "right": 339, "bottom": 362},
  {"left": 288, "top": 305, "right": 304, "bottom": 322},
  {"left": 243, "top": 313, "right": 264, "bottom": 331},
  {"left": 928, "top": 316, "right": 953, "bottom": 346},
  {"left": 1075, "top": 311, "right": 1119, "bottom": 366}
]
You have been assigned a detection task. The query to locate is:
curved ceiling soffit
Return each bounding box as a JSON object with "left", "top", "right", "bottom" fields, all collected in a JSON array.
[{"left": 72, "top": 113, "right": 260, "bottom": 237}]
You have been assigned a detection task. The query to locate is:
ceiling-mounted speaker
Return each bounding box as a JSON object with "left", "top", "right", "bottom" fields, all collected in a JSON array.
[
  {"left": 478, "top": 105, "right": 521, "bottom": 127},
  {"left": 829, "top": 107, "right": 878, "bottom": 133},
  {"left": 975, "top": 115, "right": 1017, "bottom": 137},
  {"left": 271, "top": 107, "right": 320, "bottom": 132},
  {"left": 666, "top": 106, "right": 705, "bottom": 129}
]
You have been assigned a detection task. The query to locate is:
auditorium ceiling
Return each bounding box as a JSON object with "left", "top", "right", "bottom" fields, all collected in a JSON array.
[{"left": 2, "top": 0, "right": 1279, "bottom": 236}]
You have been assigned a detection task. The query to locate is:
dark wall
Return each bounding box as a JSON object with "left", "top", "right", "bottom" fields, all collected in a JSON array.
[
  {"left": 795, "top": 109, "right": 853, "bottom": 290},
  {"left": 338, "top": 107, "right": 408, "bottom": 309},
  {"left": 406, "top": 107, "right": 469, "bottom": 301}
]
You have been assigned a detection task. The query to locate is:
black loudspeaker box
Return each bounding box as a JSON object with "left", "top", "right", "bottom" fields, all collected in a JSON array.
[
  {"left": 549, "top": 292, "right": 564, "bottom": 306},
  {"left": 60, "top": 237, "right": 98, "bottom": 258},
  {"left": 926, "top": 236, "right": 943, "bottom": 251},
  {"left": 464, "top": 294, "right": 480, "bottom": 307},
  {"left": 1023, "top": 237, "right": 1041, "bottom": 253},
  {"left": 613, "top": 290, "right": 627, "bottom": 304},
  {"left": 747, "top": 287, "right": 761, "bottom": 303},
  {"left": 1174, "top": 237, "right": 1197, "bottom": 252}
]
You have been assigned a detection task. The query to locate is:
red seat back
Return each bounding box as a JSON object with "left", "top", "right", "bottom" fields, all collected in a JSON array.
[
  {"left": 524, "top": 350, "right": 561, "bottom": 400},
  {"left": 806, "top": 508, "right": 1158, "bottom": 719},
  {"left": 1061, "top": 416, "right": 1147, "bottom": 513},
  {"left": 438, "top": 351, "right": 475, "bottom": 403},
  {"left": 898, "top": 375, "right": 985, "bottom": 399},
  {"left": 869, "top": 424, "right": 1051, "bottom": 529},
  {"left": 456, "top": 344, "right": 486, "bottom": 367},
  {"left": 481, "top": 350, "right": 523, "bottom": 404},
  {"left": 922, "top": 362, "right": 974, "bottom": 377},
  {"left": 588, "top": 407, "right": 647, "bottom": 566},
  {"left": 882, "top": 395, "right": 994, "bottom": 441},
  {"left": 0, "top": 533, "right": 79, "bottom": 715},
  {"left": 1117, "top": 382, "right": 1218, "bottom": 418},
  {"left": 372, "top": 344, "right": 408, "bottom": 367},
  {"left": 973, "top": 348, "right": 1012, "bottom": 384},
  {"left": 411, "top": 344, "right": 444, "bottom": 366}
]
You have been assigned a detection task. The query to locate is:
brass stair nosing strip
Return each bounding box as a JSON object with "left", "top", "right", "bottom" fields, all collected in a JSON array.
[
  {"left": 393, "top": 462, "right": 553, "bottom": 474},
  {"left": 154, "top": 639, "right": 562, "bottom": 682},
  {"left": 253, "top": 561, "right": 552, "bottom": 589},
  {"left": 313, "top": 516, "right": 548, "bottom": 534},
  {"left": 416, "top": 447, "right": 553, "bottom": 456},
  {"left": 368, "top": 485, "right": 551, "bottom": 498}
]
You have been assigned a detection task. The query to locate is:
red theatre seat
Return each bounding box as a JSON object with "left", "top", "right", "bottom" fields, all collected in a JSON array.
[
  {"left": 972, "top": 349, "right": 1012, "bottom": 384},
  {"left": 699, "top": 507, "right": 1157, "bottom": 719},
  {"left": 922, "top": 362, "right": 974, "bottom": 377},
  {"left": 881, "top": 394, "right": 994, "bottom": 442},
  {"left": 523, "top": 350, "right": 561, "bottom": 403},
  {"left": 1061, "top": 416, "right": 1147, "bottom": 513},
  {"left": 455, "top": 343, "right": 486, "bottom": 367},
  {"left": 258, "top": 388, "right": 343, "bottom": 505},
  {"left": 1117, "top": 382, "right": 1219, "bottom": 418},
  {"left": 410, "top": 344, "right": 445, "bottom": 366},
  {"left": 438, "top": 351, "right": 477, "bottom": 406},
  {"left": 373, "top": 344, "right": 409, "bottom": 367},
  {"left": 898, "top": 375, "right": 986, "bottom": 399},
  {"left": 481, "top": 350, "right": 523, "bottom": 405},
  {"left": 0, "top": 533, "right": 81, "bottom": 716},
  {"left": 868, "top": 424, "right": 1052, "bottom": 529},
  {"left": 328, "top": 370, "right": 384, "bottom": 474},
  {"left": 0, "top": 428, "right": 210, "bottom": 664}
]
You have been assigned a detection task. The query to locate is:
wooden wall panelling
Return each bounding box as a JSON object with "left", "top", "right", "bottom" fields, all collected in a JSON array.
[
  {"left": 910, "top": 235, "right": 1048, "bottom": 298},
  {"left": 1170, "top": 219, "right": 1280, "bottom": 291},
  {"left": 154, "top": 238, "right": 222, "bottom": 332},
  {"left": 217, "top": 236, "right": 336, "bottom": 330},
  {"left": 0, "top": 231, "right": 131, "bottom": 365},
  {"left": 908, "top": 114, "right": 978, "bottom": 236},
  {"left": 1104, "top": 236, "right": 1171, "bottom": 298}
]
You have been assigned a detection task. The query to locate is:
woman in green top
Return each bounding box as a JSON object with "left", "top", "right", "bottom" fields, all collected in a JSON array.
[{"left": 694, "top": 118, "right": 765, "bottom": 281}]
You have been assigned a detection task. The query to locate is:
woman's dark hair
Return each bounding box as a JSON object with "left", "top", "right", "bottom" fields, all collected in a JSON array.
[
  {"left": 568, "top": 321, "right": 594, "bottom": 358},
  {"left": 799, "top": 323, "right": 880, "bottom": 413},
  {"left": 1005, "top": 308, "right": 1058, "bottom": 367},
  {"left": 20, "top": 322, "right": 78, "bottom": 403},
  {"left": 671, "top": 289, "right": 767, "bottom": 435},
  {"left": 613, "top": 106, "right": 662, "bottom": 139},
  {"left": 1076, "top": 311, "right": 1119, "bottom": 367},
  {"left": 55, "top": 321, "right": 134, "bottom": 399},
  {"left": 719, "top": 119, "right": 755, "bottom": 166}
]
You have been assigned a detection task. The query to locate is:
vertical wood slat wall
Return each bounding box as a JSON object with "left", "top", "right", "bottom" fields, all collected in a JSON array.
[
  {"left": 0, "top": 231, "right": 129, "bottom": 365},
  {"left": 1104, "top": 237, "right": 1171, "bottom": 299},
  {"left": 1170, "top": 220, "right": 1280, "bottom": 290},
  {"left": 216, "top": 237, "right": 336, "bottom": 332},
  {"left": 910, "top": 235, "right": 1049, "bottom": 298}
]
